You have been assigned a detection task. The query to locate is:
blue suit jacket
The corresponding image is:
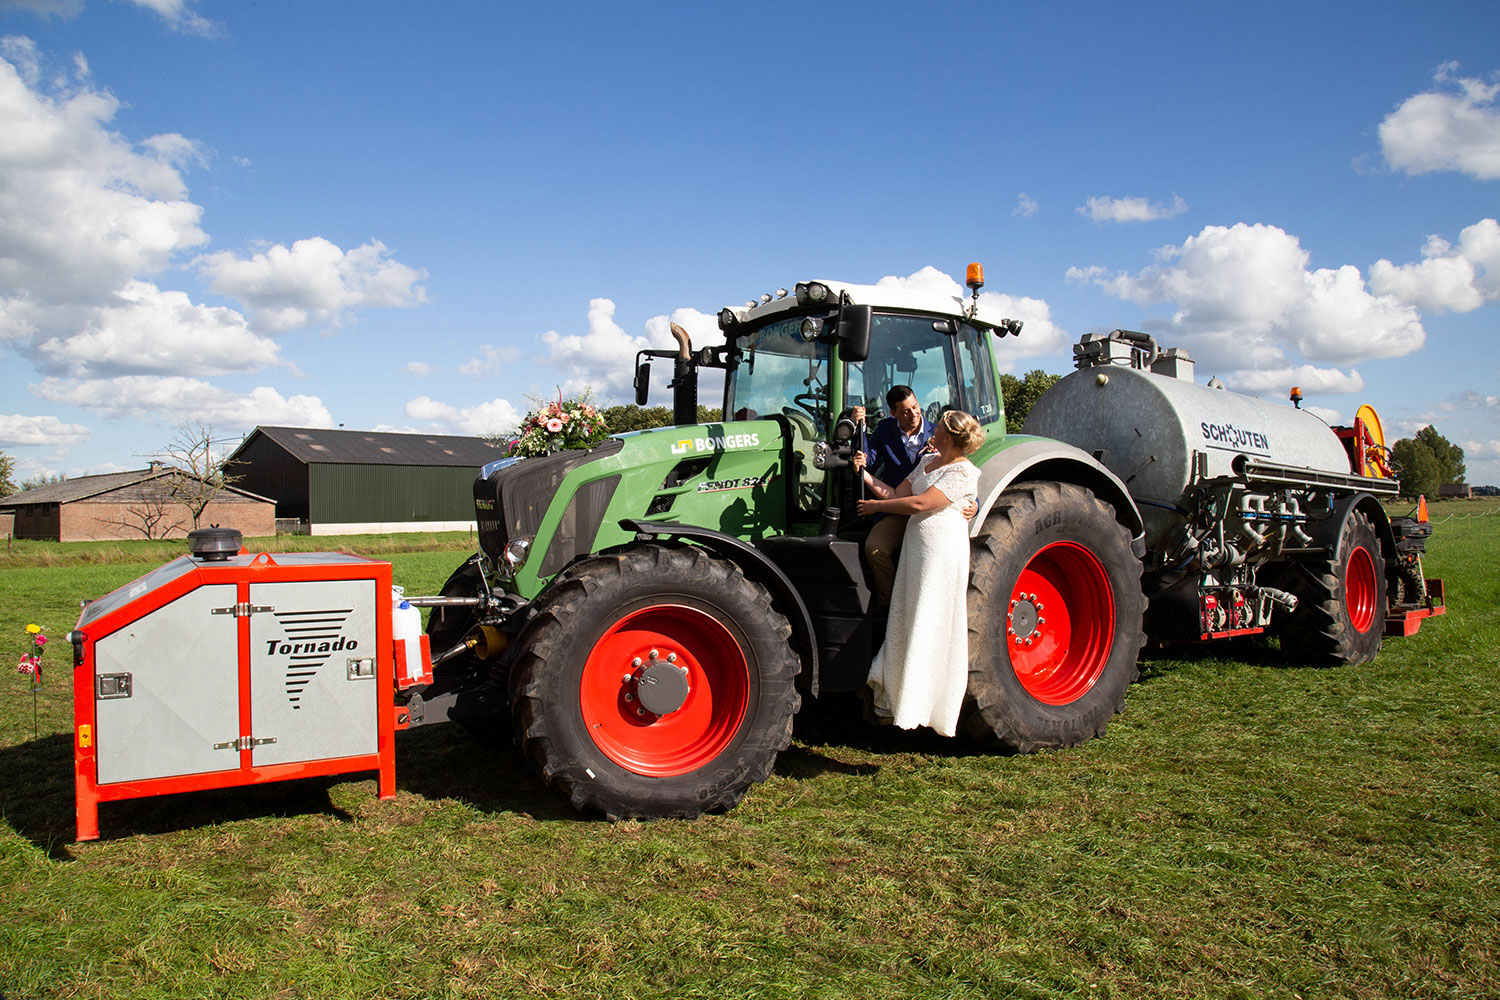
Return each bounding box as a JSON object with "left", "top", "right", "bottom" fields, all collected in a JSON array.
[{"left": 862, "top": 415, "right": 934, "bottom": 488}]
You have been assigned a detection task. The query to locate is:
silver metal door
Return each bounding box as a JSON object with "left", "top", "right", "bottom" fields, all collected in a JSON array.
[
  {"left": 94, "top": 584, "right": 240, "bottom": 784},
  {"left": 248, "top": 579, "right": 378, "bottom": 766}
]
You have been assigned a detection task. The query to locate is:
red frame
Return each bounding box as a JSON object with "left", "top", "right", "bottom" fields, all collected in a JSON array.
[
  {"left": 73, "top": 552, "right": 397, "bottom": 842},
  {"left": 1385, "top": 578, "right": 1447, "bottom": 637}
]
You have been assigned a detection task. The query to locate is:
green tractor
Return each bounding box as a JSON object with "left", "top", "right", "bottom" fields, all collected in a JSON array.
[{"left": 416, "top": 268, "right": 1148, "bottom": 819}]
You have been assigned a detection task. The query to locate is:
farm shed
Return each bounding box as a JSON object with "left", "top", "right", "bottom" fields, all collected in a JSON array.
[
  {"left": 0, "top": 468, "right": 275, "bottom": 542},
  {"left": 224, "top": 426, "right": 500, "bottom": 535}
]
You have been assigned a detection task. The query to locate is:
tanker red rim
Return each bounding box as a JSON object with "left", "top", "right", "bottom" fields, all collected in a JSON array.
[
  {"left": 1345, "top": 544, "right": 1378, "bottom": 633},
  {"left": 579, "top": 604, "right": 750, "bottom": 777},
  {"left": 1006, "top": 541, "right": 1115, "bottom": 705}
]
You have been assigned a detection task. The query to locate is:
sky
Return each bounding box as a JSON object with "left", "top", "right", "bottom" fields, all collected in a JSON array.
[{"left": 0, "top": 0, "right": 1498, "bottom": 486}]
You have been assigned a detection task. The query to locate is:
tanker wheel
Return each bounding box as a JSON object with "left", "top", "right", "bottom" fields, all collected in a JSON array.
[
  {"left": 961, "top": 482, "right": 1146, "bottom": 753},
  {"left": 508, "top": 544, "right": 800, "bottom": 819},
  {"left": 1278, "top": 511, "right": 1387, "bottom": 666}
]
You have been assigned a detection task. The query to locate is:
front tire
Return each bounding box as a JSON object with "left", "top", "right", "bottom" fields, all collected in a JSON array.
[
  {"left": 1278, "top": 510, "right": 1387, "bottom": 666},
  {"left": 962, "top": 482, "right": 1146, "bottom": 752},
  {"left": 509, "top": 544, "right": 800, "bottom": 819}
]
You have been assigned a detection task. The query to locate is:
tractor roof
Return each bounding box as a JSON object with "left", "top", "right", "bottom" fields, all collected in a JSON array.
[{"left": 720, "top": 278, "right": 1014, "bottom": 333}]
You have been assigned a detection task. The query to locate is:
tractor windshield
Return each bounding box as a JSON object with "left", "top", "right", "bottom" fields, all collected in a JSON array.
[
  {"left": 724, "top": 318, "right": 832, "bottom": 435},
  {"left": 847, "top": 314, "right": 1001, "bottom": 428}
]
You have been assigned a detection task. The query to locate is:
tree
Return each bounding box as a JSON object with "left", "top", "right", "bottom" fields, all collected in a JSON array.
[
  {"left": 600, "top": 404, "right": 723, "bottom": 433},
  {"left": 999, "top": 369, "right": 1063, "bottom": 433},
  {"left": 0, "top": 450, "right": 14, "bottom": 497},
  {"left": 1413, "top": 425, "right": 1465, "bottom": 484},
  {"left": 19, "top": 471, "right": 68, "bottom": 492},
  {"left": 150, "top": 421, "right": 241, "bottom": 530},
  {"left": 1391, "top": 437, "right": 1442, "bottom": 499}
]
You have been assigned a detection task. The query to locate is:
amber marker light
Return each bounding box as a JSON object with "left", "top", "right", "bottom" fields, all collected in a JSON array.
[{"left": 966, "top": 262, "right": 985, "bottom": 291}]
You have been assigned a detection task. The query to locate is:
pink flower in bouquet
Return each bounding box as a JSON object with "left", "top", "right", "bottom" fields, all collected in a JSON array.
[
  {"left": 34, "top": 633, "right": 46, "bottom": 646},
  {"left": 545, "top": 417, "right": 564, "bottom": 433}
]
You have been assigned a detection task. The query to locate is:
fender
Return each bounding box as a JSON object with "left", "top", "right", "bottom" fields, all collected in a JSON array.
[
  {"left": 974, "top": 437, "right": 1147, "bottom": 557},
  {"left": 1300, "top": 492, "right": 1396, "bottom": 565},
  {"left": 618, "top": 518, "right": 821, "bottom": 692}
]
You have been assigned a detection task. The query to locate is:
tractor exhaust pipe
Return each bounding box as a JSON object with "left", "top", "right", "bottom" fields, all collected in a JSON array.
[{"left": 669, "top": 322, "right": 698, "bottom": 426}]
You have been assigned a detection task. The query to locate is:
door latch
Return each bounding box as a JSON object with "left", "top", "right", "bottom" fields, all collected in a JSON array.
[{"left": 212, "top": 736, "right": 278, "bottom": 751}]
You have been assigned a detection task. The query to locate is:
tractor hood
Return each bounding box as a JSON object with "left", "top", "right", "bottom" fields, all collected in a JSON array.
[{"left": 475, "top": 420, "right": 788, "bottom": 598}]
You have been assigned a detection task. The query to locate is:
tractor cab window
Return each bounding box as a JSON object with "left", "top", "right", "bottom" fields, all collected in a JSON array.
[
  {"left": 847, "top": 314, "right": 1001, "bottom": 427},
  {"left": 725, "top": 318, "right": 831, "bottom": 437}
]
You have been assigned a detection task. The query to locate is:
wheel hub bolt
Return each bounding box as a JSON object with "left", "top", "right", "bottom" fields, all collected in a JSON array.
[
  {"left": 631, "top": 657, "right": 642, "bottom": 668},
  {"left": 667, "top": 652, "right": 677, "bottom": 663}
]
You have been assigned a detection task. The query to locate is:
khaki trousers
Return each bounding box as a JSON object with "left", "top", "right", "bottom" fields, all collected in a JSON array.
[{"left": 863, "top": 514, "right": 908, "bottom": 604}]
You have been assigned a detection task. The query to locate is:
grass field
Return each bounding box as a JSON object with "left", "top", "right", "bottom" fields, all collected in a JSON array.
[{"left": 1, "top": 513, "right": 1496, "bottom": 999}]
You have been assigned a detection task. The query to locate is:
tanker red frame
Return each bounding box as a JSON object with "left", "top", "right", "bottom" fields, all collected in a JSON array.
[{"left": 72, "top": 552, "right": 397, "bottom": 842}]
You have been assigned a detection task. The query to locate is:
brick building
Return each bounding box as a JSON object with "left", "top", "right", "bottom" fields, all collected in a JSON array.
[{"left": 0, "top": 468, "right": 275, "bottom": 542}]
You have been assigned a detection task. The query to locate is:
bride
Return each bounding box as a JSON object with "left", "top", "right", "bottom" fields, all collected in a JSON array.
[{"left": 854, "top": 409, "right": 985, "bottom": 736}]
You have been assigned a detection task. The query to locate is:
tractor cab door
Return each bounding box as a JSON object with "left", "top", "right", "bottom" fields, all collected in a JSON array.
[
  {"left": 724, "top": 319, "right": 834, "bottom": 526},
  {"left": 846, "top": 314, "right": 1002, "bottom": 439}
]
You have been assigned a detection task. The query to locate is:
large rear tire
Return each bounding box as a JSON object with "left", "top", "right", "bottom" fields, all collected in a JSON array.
[
  {"left": 962, "top": 482, "right": 1146, "bottom": 753},
  {"left": 509, "top": 544, "right": 800, "bottom": 819},
  {"left": 1277, "top": 511, "right": 1387, "bottom": 666}
]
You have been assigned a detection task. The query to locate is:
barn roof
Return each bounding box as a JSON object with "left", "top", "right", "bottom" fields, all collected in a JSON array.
[
  {"left": 230, "top": 426, "right": 501, "bottom": 467},
  {"left": 0, "top": 469, "right": 273, "bottom": 507}
]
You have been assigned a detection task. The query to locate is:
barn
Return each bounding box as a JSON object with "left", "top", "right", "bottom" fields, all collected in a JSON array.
[
  {"left": 0, "top": 468, "right": 275, "bottom": 542},
  {"left": 224, "top": 426, "right": 501, "bottom": 535}
]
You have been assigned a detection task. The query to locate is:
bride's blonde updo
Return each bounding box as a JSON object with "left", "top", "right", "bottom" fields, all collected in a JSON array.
[{"left": 939, "top": 410, "right": 985, "bottom": 455}]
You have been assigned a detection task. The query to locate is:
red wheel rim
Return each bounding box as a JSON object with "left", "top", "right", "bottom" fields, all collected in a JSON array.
[
  {"left": 579, "top": 605, "right": 750, "bottom": 777},
  {"left": 1005, "top": 542, "right": 1115, "bottom": 705},
  {"left": 1344, "top": 545, "right": 1377, "bottom": 633}
]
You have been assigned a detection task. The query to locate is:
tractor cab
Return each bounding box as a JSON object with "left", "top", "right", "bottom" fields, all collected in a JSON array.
[{"left": 713, "top": 277, "right": 1016, "bottom": 530}]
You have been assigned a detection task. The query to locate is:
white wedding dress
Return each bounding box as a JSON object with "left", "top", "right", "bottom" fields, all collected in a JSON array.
[{"left": 867, "top": 456, "right": 981, "bottom": 737}]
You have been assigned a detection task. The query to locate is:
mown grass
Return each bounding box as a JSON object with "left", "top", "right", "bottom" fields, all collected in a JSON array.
[
  {"left": 0, "top": 530, "right": 481, "bottom": 570},
  {"left": 1, "top": 508, "right": 1495, "bottom": 998}
]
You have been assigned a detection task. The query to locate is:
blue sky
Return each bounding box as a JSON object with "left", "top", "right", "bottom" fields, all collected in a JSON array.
[{"left": 2, "top": 0, "right": 1498, "bottom": 485}]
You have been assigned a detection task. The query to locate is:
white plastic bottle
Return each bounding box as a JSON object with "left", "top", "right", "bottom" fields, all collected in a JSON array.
[{"left": 391, "top": 586, "right": 427, "bottom": 686}]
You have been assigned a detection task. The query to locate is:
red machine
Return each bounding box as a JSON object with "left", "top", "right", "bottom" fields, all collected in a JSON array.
[{"left": 70, "top": 530, "right": 404, "bottom": 841}]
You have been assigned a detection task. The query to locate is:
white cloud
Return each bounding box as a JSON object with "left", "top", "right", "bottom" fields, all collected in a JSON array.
[
  {"left": 1221, "top": 365, "right": 1365, "bottom": 397},
  {"left": 403, "top": 361, "right": 436, "bottom": 377},
  {"left": 1370, "top": 218, "right": 1500, "bottom": 312},
  {"left": 198, "top": 237, "right": 428, "bottom": 333},
  {"left": 1067, "top": 223, "right": 1424, "bottom": 377},
  {"left": 539, "top": 298, "right": 681, "bottom": 398},
  {"left": 1013, "top": 193, "right": 1038, "bottom": 218},
  {"left": 32, "top": 279, "right": 280, "bottom": 375},
  {"left": 458, "top": 344, "right": 519, "bottom": 378},
  {"left": 1379, "top": 62, "right": 1500, "bottom": 179},
  {"left": 123, "top": 0, "right": 221, "bottom": 36},
  {"left": 1304, "top": 405, "right": 1344, "bottom": 425},
  {"left": 32, "top": 376, "right": 333, "bottom": 429},
  {"left": 404, "top": 396, "right": 520, "bottom": 437},
  {"left": 0, "top": 46, "right": 207, "bottom": 306},
  {"left": 0, "top": 412, "right": 89, "bottom": 446},
  {"left": 1078, "top": 194, "right": 1187, "bottom": 224},
  {"left": 876, "top": 266, "right": 1070, "bottom": 364},
  {"left": 1462, "top": 439, "right": 1500, "bottom": 459}
]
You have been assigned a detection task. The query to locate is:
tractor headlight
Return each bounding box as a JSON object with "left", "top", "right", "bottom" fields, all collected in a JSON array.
[
  {"left": 717, "top": 307, "right": 739, "bottom": 331},
  {"left": 502, "top": 535, "right": 533, "bottom": 576},
  {"left": 796, "top": 281, "right": 831, "bottom": 306},
  {"left": 800, "top": 317, "right": 823, "bottom": 341}
]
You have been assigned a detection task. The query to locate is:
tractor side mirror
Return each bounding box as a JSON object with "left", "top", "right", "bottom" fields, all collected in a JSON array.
[
  {"left": 839, "top": 304, "right": 872, "bottom": 363},
  {"left": 634, "top": 362, "right": 650, "bottom": 406}
]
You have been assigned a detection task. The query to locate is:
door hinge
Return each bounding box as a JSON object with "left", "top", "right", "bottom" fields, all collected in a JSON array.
[
  {"left": 213, "top": 736, "right": 278, "bottom": 751},
  {"left": 211, "top": 603, "right": 275, "bottom": 617}
]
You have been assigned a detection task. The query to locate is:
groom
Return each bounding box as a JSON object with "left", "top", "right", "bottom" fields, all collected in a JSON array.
[{"left": 852, "top": 386, "right": 935, "bottom": 603}]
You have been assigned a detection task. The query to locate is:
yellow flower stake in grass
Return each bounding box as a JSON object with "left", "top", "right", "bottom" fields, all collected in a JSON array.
[{"left": 25, "top": 624, "right": 40, "bottom": 634}]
